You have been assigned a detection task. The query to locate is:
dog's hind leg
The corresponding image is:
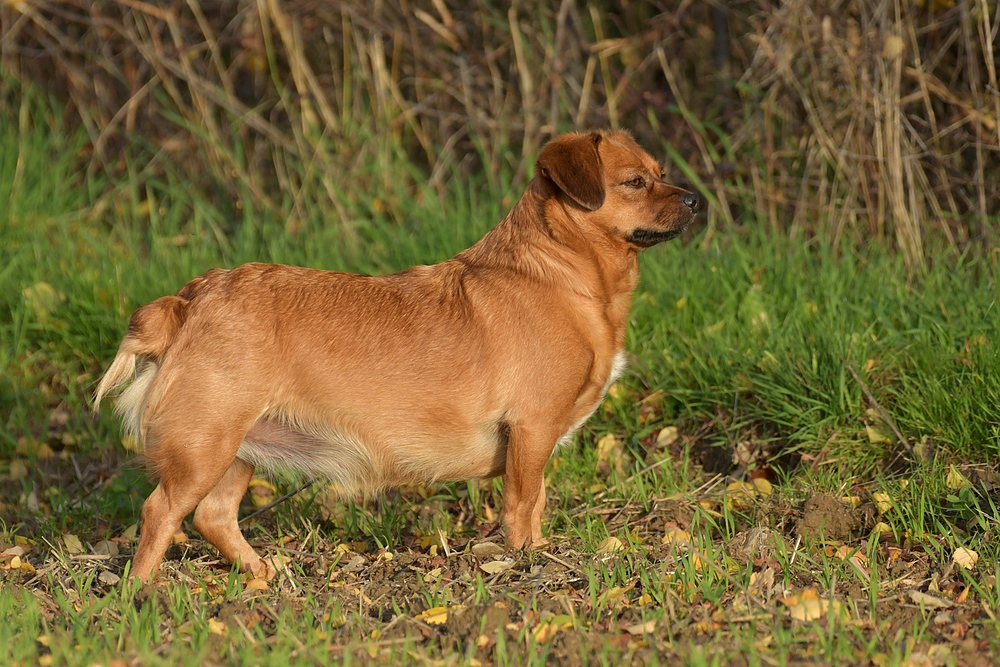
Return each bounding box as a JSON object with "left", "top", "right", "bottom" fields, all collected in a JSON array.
[
  {"left": 192, "top": 457, "right": 268, "bottom": 579},
  {"left": 130, "top": 417, "right": 249, "bottom": 582}
]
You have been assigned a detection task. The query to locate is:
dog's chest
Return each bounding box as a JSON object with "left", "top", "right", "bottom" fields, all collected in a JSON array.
[{"left": 557, "top": 349, "right": 627, "bottom": 448}]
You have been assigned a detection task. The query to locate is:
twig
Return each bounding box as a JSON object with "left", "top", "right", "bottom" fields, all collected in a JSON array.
[
  {"left": 847, "top": 365, "right": 912, "bottom": 456},
  {"left": 239, "top": 479, "right": 318, "bottom": 525}
]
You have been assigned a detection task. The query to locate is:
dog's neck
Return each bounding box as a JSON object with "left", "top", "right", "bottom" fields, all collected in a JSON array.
[{"left": 457, "top": 179, "right": 640, "bottom": 307}]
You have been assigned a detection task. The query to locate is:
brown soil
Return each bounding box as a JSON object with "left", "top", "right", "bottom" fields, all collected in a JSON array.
[{"left": 795, "top": 493, "right": 861, "bottom": 541}]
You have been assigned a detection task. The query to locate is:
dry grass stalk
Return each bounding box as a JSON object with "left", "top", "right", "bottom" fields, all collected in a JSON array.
[{"left": 0, "top": 0, "right": 996, "bottom": 265}]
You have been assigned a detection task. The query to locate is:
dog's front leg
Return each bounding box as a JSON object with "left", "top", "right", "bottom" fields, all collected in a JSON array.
[{"left": 502, "top": 423, "right": 558, "bottom": 549}]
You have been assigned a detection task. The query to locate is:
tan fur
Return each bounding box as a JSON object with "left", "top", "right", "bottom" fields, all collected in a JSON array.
[{"left": 95, "top": 131, "right": 700, "bottom": 582}]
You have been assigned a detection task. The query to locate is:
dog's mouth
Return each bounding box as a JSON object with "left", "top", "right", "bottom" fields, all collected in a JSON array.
[{"left": 627, "top": 218, "right": 693, "bottom": 248}]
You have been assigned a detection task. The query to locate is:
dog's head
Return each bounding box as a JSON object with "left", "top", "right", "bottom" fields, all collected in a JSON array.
[{"left": 536, "top": 131, "right": 700, "bottom": 249}]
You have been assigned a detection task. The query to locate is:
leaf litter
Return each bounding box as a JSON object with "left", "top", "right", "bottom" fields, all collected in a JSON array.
[{"left": 2, "top": 445, "right": 1000, "bottom": 664}]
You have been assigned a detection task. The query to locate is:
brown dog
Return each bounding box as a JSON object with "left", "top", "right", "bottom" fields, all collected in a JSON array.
[{"left": 95, "top": 130, "right": 700, "bottom": 582}]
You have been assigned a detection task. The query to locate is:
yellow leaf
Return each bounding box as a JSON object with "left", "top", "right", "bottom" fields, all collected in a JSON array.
[
  {"left": 872, "top": 491, "right": 893, "bottom": 514},
  {"left": 952, "top": 547, "right": 979, "bottom": 570},
  {"left": 244, "top": 578, "right": 269, "bottom": 592},
  {"left": 597, "top": 536, "right": 625, "bottom": 554},
  {"left": 946, "top": 465, "right": 970, "bottom": 491},
  {"left": 121, "top": 434, "right": 141, "bottom": 452},
  {"left": 726, "top": 481, "right": 756, "bottom": 510},
  {"left": 415, "top": 606, "right": 455, "bottom": 625},
  {"left": 36, "top": 634, "right": 50, "bottom": 648},
  {"left": 676, "top": 297, "right": 686, "bottom": 309},
  {"left": 208, "top": 618, "right": 228, "bottom": 636},
  {"left": 39, "top": 656, "right": 53, "bottom": 667},
  {"left": 780, "top": 588, "right": 845, "bottom": 621},
  {"left": 532, "top": 616, "right": 572, "bottom": 643},
  {"left": 841, "top": 495, "right": 862, "bottom": 508},
  {"left": 866, "top": 425, "right": 891, "bottom": 444},
  {"left": 8, "top": 459, "right": 28, "bottom": 481},
  {"left": 596, "top": 434, "right": 621, "bottom": 463},
  {"left": 248, "top": 478, "right": 276, "bottom": 491},
  {"left": 662, "top": 529, "right": 691, "bottom": 547},
  {"left": 602, "top": 580, "right": 637, "bottom": 603},
  {"left": 751, "top": 477, "right": 774, "bottom": 498},
  {"left": 21, "top": 282, "right": 64, "bottom": 321},
  {"left": 63, "top": 534, "right": 85, "bottom": 554},
  {"left": 656, "top": 426, "right": 679, "bottom": 447},
  {"left": 871, "top": 521, "right": 892, "bottom": 536},
  {"left": 882, "top": 34, "right": 905, "bottom": 61},
  {"left": 624, "top": 619, "right": 656, "bottom": 635},
  {"left": 171, "top": 531, "right": 188, "bottom": 545}
]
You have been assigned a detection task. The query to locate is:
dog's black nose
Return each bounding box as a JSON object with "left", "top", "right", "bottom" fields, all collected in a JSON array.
[{"left": 682, "top": 193, "right": 700, "bottom": 211}]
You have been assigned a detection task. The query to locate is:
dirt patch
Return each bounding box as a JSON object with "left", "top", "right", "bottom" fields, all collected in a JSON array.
[{"left": 795, "top": 493, "right": 860, "bottom": 541}]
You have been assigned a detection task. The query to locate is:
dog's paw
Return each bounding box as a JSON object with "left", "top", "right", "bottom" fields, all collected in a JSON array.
[
  {"left": 261, "top": 553, "right": 291, "bottom": 581},
  {"left": 529, "top": 537, "right": 551, "bottom": 550}
]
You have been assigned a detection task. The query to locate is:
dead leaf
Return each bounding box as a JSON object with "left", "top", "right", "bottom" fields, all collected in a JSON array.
[
  {"left": 597, "top": 536, "right": 625, "bottom": 554},
  {"left": 208, "top": 618, "right": 228, "bottom": 636},
  {"left": 62, "top": 534, "right": 85, "bottom": 554},
  {"left": 866, "top": 425, "right": 891, "bottom": 444},
  {"left": 780, "top": 588, "right": 846, "bottom": 621},
  {"left": 601, "top": 580, "right": 637, "bottom": 605},
  {"left": 93, "top": 540, "right": 119, "bottom": 556},
  {"left": 751, "top": 477, "right": 774, "bottom": 498},
  {"left": 8, "top": 459, "right": 27, "bottom": 481},
  {"left": 596, "top": 434, "right": 623, "bottom": 466},
  {"left": 480, "top": 559, "right": 513, "bottom": 575},
  {"left": 471, "top": 542, "right": 505, "bottom": 559},
  {"left": 623, "top": 619, "right": 656, "bottom": 635},
  {"left": 946, "top": 465, "right": 971, "bottom": 491},
  {"left": 532, "top": 614, "right": 573, "bottom": 643},
  {"left": 415, "top": 605, "right": 460, "bottom": 625},
  {"left": 726, "top": 481, "right": 757, "bottom": 510},
  {"left": 662, "top": 528, "right": 691, "bottom": 547},
  {"left": 22, "top": 282, "right": 64, "bottom": 321},
  {"left": 872, "top": 491, "right": 893, "bottom": 514},
  {"left": 248, "top": 477, "right": 277, "bottom": 508},
  {"left": 171, "top": 531, "right": 188, "bottom": 545},
  {"left": 244, "top": 578, "right": 269, "bottom": 592},
  {"left": 908, "top": 590, "right": 952, "bottom": 609},
  {"left": 952, "top": 547, "right": 979, "bottom": 571},
  {"left": 99, "top": 571, "right": 121, "bottom": 586},
  {"left": 882, "top": 33, "right": 905, "bottom": 60},
  {"left": 656, "top": 426, "right": 679, "bottom": 447}
]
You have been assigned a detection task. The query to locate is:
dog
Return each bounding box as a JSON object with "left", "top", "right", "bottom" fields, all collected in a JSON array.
[{"left": 94, "top": 130, "right": 700, "bottom": 582}]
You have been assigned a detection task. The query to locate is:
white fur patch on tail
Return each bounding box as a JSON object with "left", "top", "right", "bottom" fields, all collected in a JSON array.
[
  {"left": 114, "top": 361, "right": 158, "bottom": 445},
  {"left": 93, "top": 351, "right": 136, "bottom": 409}
]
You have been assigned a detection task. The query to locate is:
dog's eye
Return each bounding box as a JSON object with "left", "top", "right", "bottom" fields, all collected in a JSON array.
[{"left": 625, "top": 176, "right": 645, "bottom": 188}]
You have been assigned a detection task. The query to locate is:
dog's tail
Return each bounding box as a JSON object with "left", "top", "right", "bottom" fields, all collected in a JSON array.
[{"left": 94, "top": 296, "right": 189, "bottom": 430}]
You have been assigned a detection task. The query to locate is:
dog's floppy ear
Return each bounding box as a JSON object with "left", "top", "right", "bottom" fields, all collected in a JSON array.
[{"left": 537, "top": 132, "right": 605, "bottom": 211}]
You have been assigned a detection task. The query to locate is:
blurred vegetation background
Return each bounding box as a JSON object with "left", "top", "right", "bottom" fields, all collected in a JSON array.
[{"left": 1, "top": 0, "right": 997, "bottom": 272}]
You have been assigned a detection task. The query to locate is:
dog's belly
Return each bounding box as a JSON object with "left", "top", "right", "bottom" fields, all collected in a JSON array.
[{"left": 237, "top": 414, "right": 507, "bottom": 493}]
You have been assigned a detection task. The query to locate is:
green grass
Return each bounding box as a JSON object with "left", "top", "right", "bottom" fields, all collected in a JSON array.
[{"left": 3, "top": 92, "right": 1000, "bottom": 666}]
